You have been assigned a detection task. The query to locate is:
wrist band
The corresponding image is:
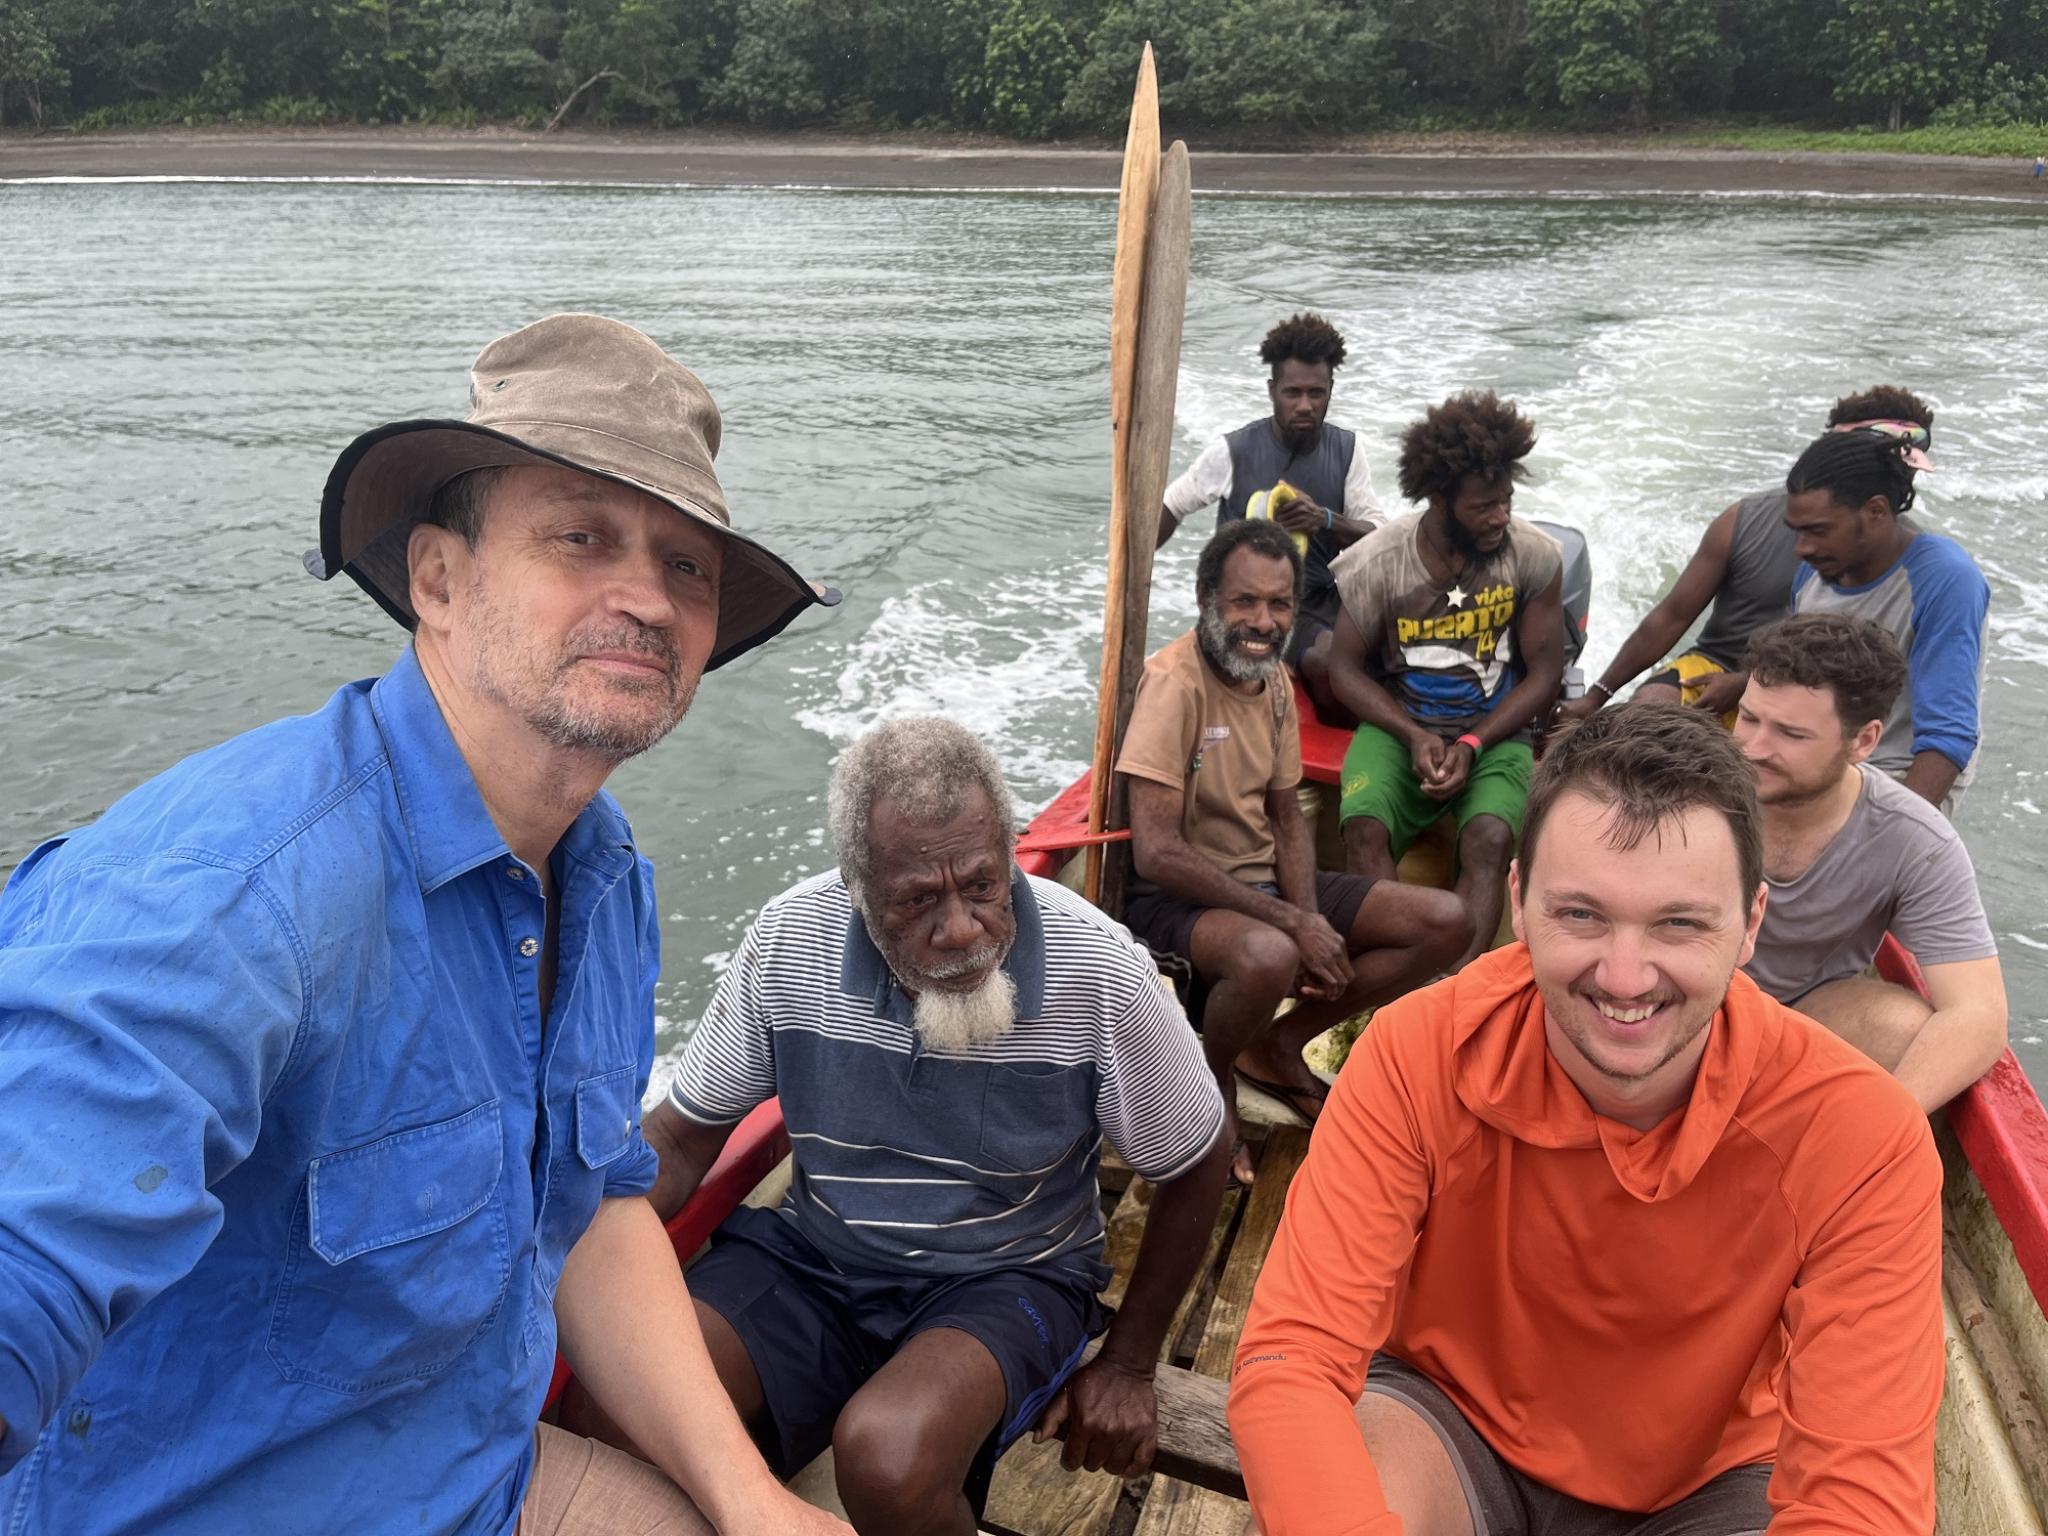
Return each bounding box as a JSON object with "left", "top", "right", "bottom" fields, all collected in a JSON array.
[
  {"left": 1455, "top": 732, "right": 1483, "bottom": 756},
  {"left": 1587, "top": 681, "right": 1614, "bottom": 703},
  {"left": 1324, "top": 506, "right": 1333, "bottom": 530}
]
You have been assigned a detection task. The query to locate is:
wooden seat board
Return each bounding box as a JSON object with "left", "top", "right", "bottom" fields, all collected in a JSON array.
[{"left": 1127, "top": 1128, "right": 1308, "bottom": 1534}]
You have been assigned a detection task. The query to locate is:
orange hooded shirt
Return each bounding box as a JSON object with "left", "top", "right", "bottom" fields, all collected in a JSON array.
[{"left": 1229, "top": 945, "right": 1943, "bottom": 1536}]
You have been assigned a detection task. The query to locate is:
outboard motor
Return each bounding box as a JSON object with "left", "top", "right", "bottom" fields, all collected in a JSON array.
[{"left": 1531, "top": 519, "right": 1591, "bottom": 698}]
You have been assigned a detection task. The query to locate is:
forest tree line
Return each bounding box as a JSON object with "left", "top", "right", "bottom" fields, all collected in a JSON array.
[{"left": 3, "top": 0, "right": 2046, "bottom": 138}]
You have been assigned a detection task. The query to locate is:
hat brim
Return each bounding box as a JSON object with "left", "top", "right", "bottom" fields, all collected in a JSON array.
[{"left": 314, "top": 419, "right": 840, "bottom": 673}]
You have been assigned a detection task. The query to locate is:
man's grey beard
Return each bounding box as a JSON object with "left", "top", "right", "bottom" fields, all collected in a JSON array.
[
  {"left": 462, "top": 573, "right": 694, "bottom": 764},
  {"left": 1198, "top": 602, "right": 1286, "bottom": 685},
  {"left": 911, "top": 965, "right": 1020, "bottom": 1051}
]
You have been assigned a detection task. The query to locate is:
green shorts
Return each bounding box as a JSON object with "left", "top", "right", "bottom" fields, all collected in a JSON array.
[{"left": 1338, "top": 724, "right": 1534, "bottom": 861}]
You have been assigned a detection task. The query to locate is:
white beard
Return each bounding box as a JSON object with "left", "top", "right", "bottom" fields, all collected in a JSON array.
[{"left": 912, "top": 967, "right": 1019, "bottom": 1052}]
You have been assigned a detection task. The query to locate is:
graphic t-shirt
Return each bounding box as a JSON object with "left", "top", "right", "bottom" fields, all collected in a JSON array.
[
  {"left": 1331, "top": 514, "right": 1564, "bottom": 741},
  {"left": 1116, "top": 630, "right": 1303, "bottom": 886}
]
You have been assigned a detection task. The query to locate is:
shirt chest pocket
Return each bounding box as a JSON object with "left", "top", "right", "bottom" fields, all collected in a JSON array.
[
  {"left": 575, "top": 1066, "right": 639, "bottom": 1170},
  {"left": 977, "top": 1065, "right": 1088, "bottom": 1177},
  {"left": 267, "top": 1100, "right": 511, "bottom": 1394}
]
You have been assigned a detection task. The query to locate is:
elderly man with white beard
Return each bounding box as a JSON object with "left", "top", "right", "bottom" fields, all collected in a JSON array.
[{"left": 594, "top": 719, "right": 1230, "bottom": 1536}]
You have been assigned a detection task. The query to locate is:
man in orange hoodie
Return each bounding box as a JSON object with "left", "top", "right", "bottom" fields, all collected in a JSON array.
[{"left": 1229, "top": 706, "right": 1943, "bottom": 1536}]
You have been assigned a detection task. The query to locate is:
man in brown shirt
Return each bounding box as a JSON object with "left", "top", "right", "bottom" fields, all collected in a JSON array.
[{"left": 1118, "top": 522, "right": 1472, "bottom": 1183}]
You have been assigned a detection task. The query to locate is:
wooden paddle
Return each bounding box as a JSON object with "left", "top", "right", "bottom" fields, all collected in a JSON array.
[
  {"left": 1095, "top": 141, "right": 1192, "bottom": 917},
  {"left": 1084, "top": 45, "right": 1189, "bottom": 908}
]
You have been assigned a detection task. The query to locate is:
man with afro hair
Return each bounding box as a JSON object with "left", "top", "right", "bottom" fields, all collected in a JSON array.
[
  {"left": 1325, "top": 390, "right": 1567, "bottom": 969},
  {"left": 1558, "top": 385, "right": 1938, "bottom": 729},
  {"left": 1157, "top": 312, "right": 1384, "bottom": 675}
]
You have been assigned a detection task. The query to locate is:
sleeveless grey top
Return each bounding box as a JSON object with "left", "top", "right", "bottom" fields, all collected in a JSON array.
[
  {"left": 1691, "top": 488, "right": 1801, "bottom": 669},
  {"left": 1218, "top": 419, "right": 1358, "bottom": 599}
]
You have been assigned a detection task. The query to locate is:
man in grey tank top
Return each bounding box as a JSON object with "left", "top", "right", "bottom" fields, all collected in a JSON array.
[
  {"left": 1158, "top": 313, "right": 1383, "bottom": 682},
  {"left": 1733, "top": 616, "right": 2005, "bottom": 1112},
  {"left": 1557, "top": 386, "right": 1934, "bottom": 726}
]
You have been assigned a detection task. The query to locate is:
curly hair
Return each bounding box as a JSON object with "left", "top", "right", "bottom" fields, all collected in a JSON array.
[
  {"left": 828, "top": 717, "right": 1016, "bottom": 912},
  {"left": 1196, "top": 518, "right": 1303, "bottom": 599},
  {"left": 1827, "top": 385, "right": 1935, "bottom": 431},
  {"left": 1743, "top": 615, "right": 1907, "bottom": 732},
  {"left": 1259, "top": 312, "right": 1347, "bottom": 375},
  {"left": 1396, "top": 390, "right": 1537, "bottom": 507},
  {"left": 1786, "top": 429, "right": 1918, "bottom": 516}
]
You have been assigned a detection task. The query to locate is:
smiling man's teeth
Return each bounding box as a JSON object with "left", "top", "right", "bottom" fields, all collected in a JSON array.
[{"left": 1596, "top": 1001, "right": 1658, "bottom": 1024}]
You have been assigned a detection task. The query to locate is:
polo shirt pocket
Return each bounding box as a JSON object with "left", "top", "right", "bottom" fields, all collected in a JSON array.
[
  {"left": 575, "top": 1067, "right": 639, "bottom": 1170},
  {"left": 978, "top": 1065, "right": 1084, "bottom": 1176},
  {"left": 267, "top": 1100, "right": 511, "bottom": 1394}
]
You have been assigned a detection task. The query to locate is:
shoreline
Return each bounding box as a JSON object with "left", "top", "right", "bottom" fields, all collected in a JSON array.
[{"left": 5, "top": 125, "right": 2046, "bottom": 199}]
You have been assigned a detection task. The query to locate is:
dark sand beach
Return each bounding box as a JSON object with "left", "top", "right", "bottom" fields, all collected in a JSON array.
[{"left": 5, "top": 124, "right": 2044, "bottom": 197}]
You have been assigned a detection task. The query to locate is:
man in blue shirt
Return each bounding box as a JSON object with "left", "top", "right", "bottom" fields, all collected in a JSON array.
[
  {"left": 1780, "top": 422, "right": 1990, "bottom": 809},
  {"left": 0, "top": 315, "right": 852, "bottom": 1536}
]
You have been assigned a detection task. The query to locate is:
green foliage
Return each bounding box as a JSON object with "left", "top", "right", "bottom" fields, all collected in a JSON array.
[
  {"left": 1828, "top": 0, "right": 1996, "bottom": 129},
  {"left": 1928, "top": 61, "right": 2048, "bottom": 124},
  {"left": 13, "top": 0, "right": 2048, "bottom": 138},
  {"left": 1526, "top": 0, "right": 1736, "bottom": 119},
  {"left": 1064, "top": 0, "right": 1390, "bottom": 134},
  {"left": 0, "top": 0, "right": 69, "bottom": 125}
]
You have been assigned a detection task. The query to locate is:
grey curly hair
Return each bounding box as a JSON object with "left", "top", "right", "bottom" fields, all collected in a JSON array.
[{"left": 828, "top": 717, "right": 1017, "bottom": 909}]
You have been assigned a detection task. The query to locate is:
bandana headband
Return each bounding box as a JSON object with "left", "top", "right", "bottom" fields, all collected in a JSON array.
[{"left": 1831, "top": 418, "right": 1933, "bottom": 473}]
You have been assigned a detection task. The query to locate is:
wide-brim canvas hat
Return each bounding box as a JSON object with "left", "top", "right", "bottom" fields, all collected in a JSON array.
[{"left": 307, "top": 313, "right": 840, "bottom": 671}]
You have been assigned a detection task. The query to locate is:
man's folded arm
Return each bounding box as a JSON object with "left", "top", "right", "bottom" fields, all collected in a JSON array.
[
  {"left": 0, "top": 857, "right": 306, "bottom": 1473},
  {"left": 1769, "top": 1107, "right": 1944, "bottom": 1534},
  {"left": 1227, "top": 1013, "right": 1434, "bottom": 1536}
]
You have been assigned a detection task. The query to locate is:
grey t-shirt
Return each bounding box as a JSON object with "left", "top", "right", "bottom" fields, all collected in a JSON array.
[{"left": 1745, "top": 764, "right": 1997, "bottom": 1004}]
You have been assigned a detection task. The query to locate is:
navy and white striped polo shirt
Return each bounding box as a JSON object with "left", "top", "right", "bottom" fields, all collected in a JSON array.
[{"left": 668, "top": 868, "right": 1225, "bottom": 1290}]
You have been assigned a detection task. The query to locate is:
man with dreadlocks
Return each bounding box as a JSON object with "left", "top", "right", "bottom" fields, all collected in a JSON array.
[
  {"left": 1556, "top": 385, "right": 1937, "bottom": 727},
  {"left": 1156, "top": 312, "right": 1383, "bottom": 675},
  {"left": 1697, "top": 420, "right": 1989, "bottom": 809},
  {"left": 1326, "top": 391, "right": 1568, "bottom": 970}
]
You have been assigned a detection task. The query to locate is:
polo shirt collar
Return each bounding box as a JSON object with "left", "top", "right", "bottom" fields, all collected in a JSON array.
[{"left": 839, "top": 865, "right": 1047, "bottom": 1023}]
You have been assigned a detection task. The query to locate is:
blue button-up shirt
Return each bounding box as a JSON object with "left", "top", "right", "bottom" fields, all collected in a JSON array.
[{"left": 0, "top": 648, "right": 662, "bottom": 1535}]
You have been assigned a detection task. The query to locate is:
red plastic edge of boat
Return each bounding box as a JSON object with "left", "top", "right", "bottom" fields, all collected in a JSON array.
[{"left": 1877, "top": 930, "right": 2048, "bottom": 1308}]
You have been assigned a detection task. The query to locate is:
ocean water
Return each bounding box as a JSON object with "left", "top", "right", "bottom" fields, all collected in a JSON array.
[{"left": 2, "top": 178, "right": 2044, "bottom": 1092}]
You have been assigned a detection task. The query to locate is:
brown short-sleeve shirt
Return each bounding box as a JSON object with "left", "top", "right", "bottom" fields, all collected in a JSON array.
[{"left": 1115, "top": 630, "right": 1302, "bottom": 886}]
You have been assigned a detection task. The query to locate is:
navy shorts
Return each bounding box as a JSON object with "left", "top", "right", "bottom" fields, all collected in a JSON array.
[
  {"left": 687, "top": 1205, "right": 1105, "bottom": 1480},
  {"left": 1123, "top": 870, "right": 1376, "bottom": 966}
]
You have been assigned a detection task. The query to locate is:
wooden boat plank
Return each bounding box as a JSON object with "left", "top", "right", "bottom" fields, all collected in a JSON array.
[
  {"left": 1194, "top": 1128, "right": 1311, "bottom": 1380},
  {"left": 1131, "top": 1472, "right": 1251, "bottom": 1536},
  {"left": 1942, "top": 1135, "right": 2048, "bottom": 1406},
  {"left": 1935, "top": 1285, "right": 2047, "bottom": 1535},
  {"left": 1126, "top": 1130, "right": 1310, "bottom": 1536},
  {"left": 1943, "top": 1215, "right": 2048, "bottom": 1522}
]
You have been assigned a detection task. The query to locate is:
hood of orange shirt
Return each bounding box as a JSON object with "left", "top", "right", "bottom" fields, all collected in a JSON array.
[{"left": 1443, "top": 944, "right": 1775, "bottom": 1204}]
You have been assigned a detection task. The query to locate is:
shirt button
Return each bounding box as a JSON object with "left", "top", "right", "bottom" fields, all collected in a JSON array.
[
  {"left": 518, "top": 937, "right": 539, "bottom": 958},
  {"left": 506, "top": 866, "right": 526, "bottom": 881}
]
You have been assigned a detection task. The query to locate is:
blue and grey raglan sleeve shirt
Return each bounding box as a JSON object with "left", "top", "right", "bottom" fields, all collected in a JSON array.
[{"left": 1791, "top": 531, "right": 1990, "bottom": 783}]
